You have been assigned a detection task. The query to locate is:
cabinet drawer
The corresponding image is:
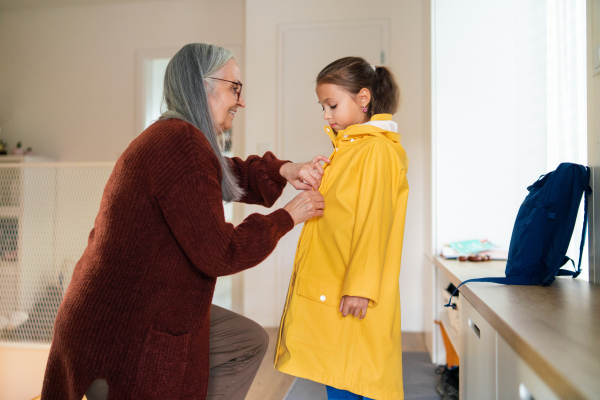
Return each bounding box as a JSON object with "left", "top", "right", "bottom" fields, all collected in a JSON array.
[
  {"left": 497, "top": 336, "right": 559, "bottom": 400},
  {"left": 460, "top": 299, "right": 496, "bottom": 400}
]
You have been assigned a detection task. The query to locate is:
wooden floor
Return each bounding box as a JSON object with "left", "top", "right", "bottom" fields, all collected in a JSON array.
[
  {"left": 246, "top": 328, "right": 426, "bottom": 400},
  {"left": 401, "top": 330, "right": 427, "bottom": 352},
  {"left": 246, "top": 328, "right": 296, "bottom": 400}
]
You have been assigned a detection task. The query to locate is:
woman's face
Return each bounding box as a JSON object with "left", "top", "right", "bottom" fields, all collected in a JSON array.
[{"left": 206, "top": 59, "right": 245, "bottom": 132}]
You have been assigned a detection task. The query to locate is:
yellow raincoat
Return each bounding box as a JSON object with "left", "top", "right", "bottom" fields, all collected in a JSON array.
[{"left": 275, "top": 114, "right": 409, "bottom": 400}]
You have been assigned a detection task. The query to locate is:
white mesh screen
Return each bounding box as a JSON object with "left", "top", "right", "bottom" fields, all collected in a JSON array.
[{"left": 0, "top": 163, "right": 113, "bottom": 344}]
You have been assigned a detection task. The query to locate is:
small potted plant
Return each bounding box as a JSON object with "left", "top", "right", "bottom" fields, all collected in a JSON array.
[{"left": 12, "top": 141, "right": 23, "bottom": 155}]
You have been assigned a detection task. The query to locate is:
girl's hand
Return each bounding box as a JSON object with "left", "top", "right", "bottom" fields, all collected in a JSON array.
[
  {"left": 283, "top": 190, "right": 325, "bottom": 225},
  {"left": 339, "top": 296, "right": 369, "bottom": 319},
  {"left": 280, "top": 155, "right": 330, "bottom": 190}
]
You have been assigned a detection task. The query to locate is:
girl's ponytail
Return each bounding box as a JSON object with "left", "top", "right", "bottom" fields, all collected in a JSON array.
[
  {"left": 316, "top": 57, "right": 401, "bottom": 116},
  {"left": 371, "top": 66, "right": 400, "bottom": 115}
]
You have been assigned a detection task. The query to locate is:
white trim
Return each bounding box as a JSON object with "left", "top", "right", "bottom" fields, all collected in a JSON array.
[
  {"left": 134, "top": 47, "right": 180, "bottom": 137},
  {"left": 430, "top": 0, "right": 440, "bottom": 365},
  {"left": 362, "top": 120, "right": 398, "bottom": 133}
]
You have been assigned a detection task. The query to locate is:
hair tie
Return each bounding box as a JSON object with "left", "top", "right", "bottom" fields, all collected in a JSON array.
[{"left": 370, "top": 64, "right": 377, "bottom": 72}]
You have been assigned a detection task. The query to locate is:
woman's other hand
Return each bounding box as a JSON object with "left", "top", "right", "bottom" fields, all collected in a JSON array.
[
  {"left": 283, "top": 190, "right": 325, "bottom": 225},
  {"left": 280, "top": 155, "right": 330, "bottom": 190},
  {"left": 339, "top": 296, "right": 369, "bottom": 319}
]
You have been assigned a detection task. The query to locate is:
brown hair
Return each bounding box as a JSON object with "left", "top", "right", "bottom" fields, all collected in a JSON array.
[{"left": 316, "top": 56, "right": 400, "bottom": 116}]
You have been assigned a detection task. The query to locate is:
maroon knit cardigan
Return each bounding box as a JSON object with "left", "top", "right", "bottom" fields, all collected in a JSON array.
[{"left": 41, "top": 118, "right": 294, "bottom": 399}]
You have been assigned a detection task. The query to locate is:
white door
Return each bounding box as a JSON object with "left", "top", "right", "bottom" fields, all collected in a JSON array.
[{"left": 274, "top": 20, "right": 390, "bottom": 314}]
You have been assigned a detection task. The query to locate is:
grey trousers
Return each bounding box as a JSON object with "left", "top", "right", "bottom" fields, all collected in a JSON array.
[{"left": 85, "top": 304, "right": 269, "bottom": 400}]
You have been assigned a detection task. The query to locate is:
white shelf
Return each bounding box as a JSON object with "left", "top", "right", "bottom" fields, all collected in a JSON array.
[
  {"left": 0, "top": 155, "right": 48, "bottom": 164},
  {"left": 439, "top": 309, "right": 460, "bottom": 358},
  {"left": 0, "top": 155, "right": 27, "bottom": 163}
]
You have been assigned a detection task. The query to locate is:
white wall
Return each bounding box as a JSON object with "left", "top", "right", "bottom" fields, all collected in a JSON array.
[
  {"left": 0, "top": 3, "right": 245, "bottom": 396},
  {"left": 589, "top": 0, "right": 600, "bottom": 283},
  {"left": 0, "top": 0, "right": 245, "bottom": 161},
  {"left": 431, "top": 0, "right": 548, "bottom": 363},
  {"left": 0, "top": 0, "right": 431, "bottom": 331},
  {"left": 245, "top": 0, "right": 431, "bottom": 329},
  {"left": 431, "top": 0, "right": 592, "bottom": 361},
  {"left": 433, "top": 0, "right": 548, "bottom": 253}
]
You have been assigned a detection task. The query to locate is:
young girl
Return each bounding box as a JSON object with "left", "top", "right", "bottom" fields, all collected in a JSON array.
[{"left": 274, "top": 57, "right": 409, "bottom": 400}]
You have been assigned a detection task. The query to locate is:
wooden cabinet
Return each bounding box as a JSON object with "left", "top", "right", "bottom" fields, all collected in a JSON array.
[
  {"left": 433, "top": 257, "right": 598, "bottom": 399},
  {"left": 497, "top": 336, "right": 560, "bottom": 400},
  {"left": 456, "top": 295, "right": 560, "bottom": 400},
  {"left": 459, "top": 299, "right": 496, "bottom": 400},
  {"left": 454, "top": 295, "right": 559, "bottom": 400}
]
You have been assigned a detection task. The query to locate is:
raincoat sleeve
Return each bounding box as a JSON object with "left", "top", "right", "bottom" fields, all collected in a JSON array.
[
  {"left": 228, "top": 152, "right": 290, "bottom": 207},
  {"left": 341, "top": 141, "right": 403, "bottom": 306}
]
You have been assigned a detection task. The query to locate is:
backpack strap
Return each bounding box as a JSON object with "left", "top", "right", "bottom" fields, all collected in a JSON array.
[
  {"left": 576, "top": 168, "right": 593, "bottom": 277},
  {"left": 557, "top": 257, "right": 577, "bottom": 276},
  {"left": 560, "top": 167, "right": 593, "bottom": 279}
]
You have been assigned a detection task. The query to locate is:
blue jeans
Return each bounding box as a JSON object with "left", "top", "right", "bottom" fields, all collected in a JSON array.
[{"left": 326, "top": 385, "right": 374, "bottom": 400}]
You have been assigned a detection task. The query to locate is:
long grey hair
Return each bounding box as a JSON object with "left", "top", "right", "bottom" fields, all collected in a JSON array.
[{"left": 161, "top": 43, "right": 244, "bottom": 202}]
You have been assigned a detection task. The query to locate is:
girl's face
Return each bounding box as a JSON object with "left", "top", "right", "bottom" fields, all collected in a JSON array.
[
  {"left": 206, "top": 59, "right": 245, "bottom": 132},
  {"left": 316, "top": 83, "right": 370, "bottom": 132}
]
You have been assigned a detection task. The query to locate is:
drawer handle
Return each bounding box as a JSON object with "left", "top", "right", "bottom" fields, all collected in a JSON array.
[
  {"left": 468, "top": 318, "right": 480, "bottom": 338},
  {"left": 519, "top": 383, "right": 535, "bottom": 400}
]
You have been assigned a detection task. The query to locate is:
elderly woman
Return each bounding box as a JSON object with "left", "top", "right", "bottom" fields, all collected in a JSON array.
[{"left": 41, "top": 43, "right": 326, "bottom": 400}]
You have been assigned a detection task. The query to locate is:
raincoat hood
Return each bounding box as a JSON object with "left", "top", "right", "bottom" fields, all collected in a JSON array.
[{"left": 325, "top": 114, "right": 400, "bottom": 145}]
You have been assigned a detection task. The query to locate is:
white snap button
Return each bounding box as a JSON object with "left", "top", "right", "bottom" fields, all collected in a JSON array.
[
  {"left": 320, "top": 295, "right": 326, "bottom": 301},
  {"left": 344, "top": 135, "right": 348, "bottom": 138},
  {"left": 335, "top": 148, "right": 338, "bottom": 152},
  {"left": 350, "top": 139, "right": 354, "bottom": 142}
]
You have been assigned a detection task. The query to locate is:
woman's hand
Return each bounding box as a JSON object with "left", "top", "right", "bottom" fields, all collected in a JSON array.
[
  {"left": 339, "top": 296, "right": 370, "bottom": 319},
  {"left": 283, "top": 190, "right": 325, "bottom": 225},
  {"left": 280, "top": 155, "right": 331, "bottom": 190}
]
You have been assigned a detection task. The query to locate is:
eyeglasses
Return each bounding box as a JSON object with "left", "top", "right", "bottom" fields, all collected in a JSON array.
[{"left": 206, "top": 77, "right": 243, "bottom": 101}]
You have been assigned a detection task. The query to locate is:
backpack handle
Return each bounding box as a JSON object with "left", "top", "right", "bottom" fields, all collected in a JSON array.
[{"left": 527, "top": 171, "right": 552, "bottom": 191}]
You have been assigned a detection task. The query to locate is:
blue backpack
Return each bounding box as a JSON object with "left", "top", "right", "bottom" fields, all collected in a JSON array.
[{"left": 445, "top": 162, "right": 592, "bottom": 308}]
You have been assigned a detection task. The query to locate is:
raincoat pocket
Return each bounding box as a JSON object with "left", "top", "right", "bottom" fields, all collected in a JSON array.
[{"left": 288, "top": 274, "right": 344, "bottom": 355}]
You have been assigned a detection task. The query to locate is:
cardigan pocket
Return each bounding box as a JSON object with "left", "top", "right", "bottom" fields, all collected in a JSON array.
[
  {"left": 287, "top": 274, "right": 344, "bottom": 355},
  {"left": 132, "top": 327, "right": 190, "bottom": 399}
]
